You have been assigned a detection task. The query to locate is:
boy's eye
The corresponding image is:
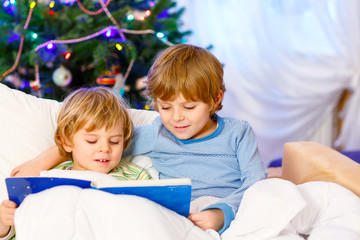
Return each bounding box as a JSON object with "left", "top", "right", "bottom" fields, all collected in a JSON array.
[
  {"left": 160, "top": 106, "right": 170, "bottom": 110},
  {"left": 110, "top": 141, "right": 120, "bottom": 145},
  {"left": 184, "top": 104, "right": 197, "bottom": 109},
  {"left": 86, "top": 140, "right": 97, "bottom": 144}
]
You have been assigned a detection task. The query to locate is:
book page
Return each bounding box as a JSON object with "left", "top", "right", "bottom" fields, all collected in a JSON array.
[{"left": 91, "top": 178, "right": 191, "bottom": 188}]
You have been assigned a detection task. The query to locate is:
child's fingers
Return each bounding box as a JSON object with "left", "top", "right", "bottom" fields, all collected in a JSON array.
[
  {"left": 188, "top": 210, "right": 223, "bottom": 231},
  {"left": 3, "top": 201, "right": 17, "bottom": 209},
  {"left": 188, "top": 212, "right": 199, "bottom": 221},
  {"left": 3, "top": 215, "right": 15, "bottom": 226},
  {"left": 0, "top": 202, "right": 16, "bottom": 226},
  {"left": 188, "top": 213, "right": 208, "bottom": 230},
  {"left": 188, "top": 213, "right": 204, "bottom": 224},
  {"left": 10, "top": 167, "right": 19, "bottom": 177},
  {"left": 5, "top": 214, "right": 15, "bottom": 225}
]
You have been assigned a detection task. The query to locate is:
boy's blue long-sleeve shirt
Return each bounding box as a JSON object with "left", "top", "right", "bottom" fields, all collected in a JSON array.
[{"left": 124, "top": 115, "right": 267, "bottom": 233}]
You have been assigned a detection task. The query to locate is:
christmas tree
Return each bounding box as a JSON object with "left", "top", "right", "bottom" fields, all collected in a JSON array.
[{"left": 0, "top": 0, "right": 190, "bottom": 108}]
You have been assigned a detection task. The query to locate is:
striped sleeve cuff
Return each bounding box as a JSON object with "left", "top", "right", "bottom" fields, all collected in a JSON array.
[
  {"left": 202, "top": 203, "right": 235, "bottom": 234},
  {"left": 0, "top": 226, "right": 15, "bottom": 240}
]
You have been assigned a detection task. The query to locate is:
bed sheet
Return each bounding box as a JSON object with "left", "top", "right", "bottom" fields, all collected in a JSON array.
[{"left": 221, "top": 178, "right": 360, "bottom": 240}]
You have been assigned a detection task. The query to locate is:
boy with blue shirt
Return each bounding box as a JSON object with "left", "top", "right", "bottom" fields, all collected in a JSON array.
[{"left": 123, "top": 43, "right": 267, "bottom": 233}]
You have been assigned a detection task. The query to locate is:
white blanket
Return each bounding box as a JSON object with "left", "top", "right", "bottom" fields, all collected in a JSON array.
[
  {"left": 221, "top": 178, "right": 360, "bottom": 240},
  {"left": 14, "top": 176, "right": 360, "bottom": 240},
  {"left": 15, "top": 186, "right": 218, "bottom": 240}
]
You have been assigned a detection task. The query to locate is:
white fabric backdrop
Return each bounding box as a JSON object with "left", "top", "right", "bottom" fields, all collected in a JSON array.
[{"left": 174, "top": 0, "right": 360, "bottom": 165}]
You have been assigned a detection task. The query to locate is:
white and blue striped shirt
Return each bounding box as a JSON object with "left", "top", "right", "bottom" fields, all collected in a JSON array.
[{"left": 124, "top": 115, "right": 267, "bottom": 233}]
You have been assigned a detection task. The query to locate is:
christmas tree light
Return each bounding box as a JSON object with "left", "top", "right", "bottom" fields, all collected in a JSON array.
[
  {"left": 115, "top": 44, "right": 123, "bottom": 51},
  {"left": 64, "top": 52, "right": 71, "bottom": 60},
  {"left": 49, "top": 1, "right": 55, "bottom": 8},
  {"left": 3, "top": 1, "right": 10, "bottom": 8}
]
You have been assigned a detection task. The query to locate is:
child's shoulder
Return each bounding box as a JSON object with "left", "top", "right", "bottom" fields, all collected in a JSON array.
[
  {"left": 220, "top": 116, "right": 251, "bottom": 128},
  {"left": 53, "top": 160, "right": 73, "bottom": 170},
  {"left": 219, "top": 116, "right": 256, "bottom": 138},
  {"left": 134, "top": 115, "right": 162, "bottom": 129},
  {"left": 113, "top": 160, "right": 143, "bottom": 172},
  {"left": 110, "top": 160, "right": 152, "bottom": 180},
  {"left": 133, "top": 116, "right": 162, "bottom": 138}
]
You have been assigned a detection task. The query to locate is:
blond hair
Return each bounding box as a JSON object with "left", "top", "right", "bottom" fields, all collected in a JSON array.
[
  {"left": 54, "top": 86, "right": 133, "bottom": 160},
  {"left": 146, "top": 44, "right": 226, "bottom": 116}
]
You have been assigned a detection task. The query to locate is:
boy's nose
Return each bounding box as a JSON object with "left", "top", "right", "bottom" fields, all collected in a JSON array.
[
  {"left": 98, "top": 142, "right": 111, "bottom": 153},
  {"left": 172, "top": 110, "right": 185, "bottom": 121}
]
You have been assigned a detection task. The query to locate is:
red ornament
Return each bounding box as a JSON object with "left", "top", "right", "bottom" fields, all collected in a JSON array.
[
  {"left": 96, "top": 73, "right": 116, "bottom": 87},
  {"left": 30, "top": 80, "right": 41, "bottom": 91}
]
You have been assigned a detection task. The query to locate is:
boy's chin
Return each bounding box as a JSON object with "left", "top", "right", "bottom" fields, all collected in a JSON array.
[{"left": 171, "top": 132, "right": 193, "bottom": 140}]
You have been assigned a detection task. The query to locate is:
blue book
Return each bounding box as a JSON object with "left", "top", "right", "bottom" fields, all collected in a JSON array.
[{"left": 6, "top": 177, "right": 192, "bottom": 217}]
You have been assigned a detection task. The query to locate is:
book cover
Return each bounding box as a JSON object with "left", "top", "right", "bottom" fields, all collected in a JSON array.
[
  {"left": 6, "top": 177, "right": 192, "bottom": 217},
  {"left": 6, "top": 177, "right": 92, "bottom": 206}
]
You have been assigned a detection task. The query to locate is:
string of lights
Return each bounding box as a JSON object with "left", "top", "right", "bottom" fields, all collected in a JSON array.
[
  {"left": 1, "top": 0, "right": 174, "bottom": 94},
  {"left": 98, "top": 0, "right": 126, "bottom": 41},
  {"left": 76, "top": 0, "right": 111, "bottom": 16},
  {"left": 0, "top": 2, "right": 35, "bottom": 81}
]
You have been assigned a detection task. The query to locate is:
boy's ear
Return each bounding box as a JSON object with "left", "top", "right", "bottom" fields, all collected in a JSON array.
[
  {"left": 60, "top": 136, "right": 73, "bottom": 153},
  {"left": 214, "top": 90, "right": 224, "bottom": 107}
]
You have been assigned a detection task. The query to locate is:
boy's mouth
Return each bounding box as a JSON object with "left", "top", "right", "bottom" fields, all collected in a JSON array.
[
  {"left": 95, "top": 158, "right": 109, "bottom": 163},
  {"left": 174, "top": 125, "right": 189, "bottom": 130}
]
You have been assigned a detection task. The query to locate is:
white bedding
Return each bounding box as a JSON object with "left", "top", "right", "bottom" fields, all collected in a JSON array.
[
  {"left": 14, "top": 176, "right": 360, "bottom": 240},
  {"left": 15, "top": 186, "right": 217, "bottom": 240},
  {"left": 221, "top": 178, "right": 360, "bottom": 240},
  {"left": 1, "top": 84, "right": 360, "bottom": 239}
]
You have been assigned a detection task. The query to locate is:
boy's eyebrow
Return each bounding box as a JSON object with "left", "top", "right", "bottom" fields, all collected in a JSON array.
[
  {"left": 110, "top": 134, "right": 124, "bottom": 138},
  {"left": 82, "top": 132, "right": 124, "bottom": 138},
  {"left": 158, "top": 99, "right": 196, "bottom": 104},
  {"left": 158, "top": 102, "right": 170, "bottom": 105}
]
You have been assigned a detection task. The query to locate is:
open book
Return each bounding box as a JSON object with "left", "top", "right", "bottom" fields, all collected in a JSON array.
[{"left": 6, "top": 177, "right": 192, "bottom": 217}]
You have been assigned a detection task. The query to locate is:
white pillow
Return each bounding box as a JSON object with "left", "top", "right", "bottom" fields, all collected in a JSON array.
[
  {"left": 0, "top": 84, "right": 61, "bottom": 177},
  {"left": 0, "top": 83, "right": 159, "bottom": 201}
]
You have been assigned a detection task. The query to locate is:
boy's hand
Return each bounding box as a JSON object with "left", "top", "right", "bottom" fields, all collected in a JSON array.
[
  {"left": 0, "top": 200, "right": 17, "bottom": 237},
  {"left": 11, "top": 146, "right": 64, "bottom": 177},
  {"left": 188, "top": 209, "right": 224, "bottom": 232},
  {"left": 11, "top": 158, "right": 41, "bottom": 176}
]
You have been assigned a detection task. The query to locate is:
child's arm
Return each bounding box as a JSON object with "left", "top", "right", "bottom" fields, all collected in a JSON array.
[
  {"left": 11, "top": 146, "right": 66, "bottom": 177},
  {"left": 198, "top": 122, "right": 267, "bottom": 234},
  {"left": 188, "top": 209, "right": 224, "bottom": 232},
  {"left": 0, "top": 200, "right": 17, "bottom": 238}
]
